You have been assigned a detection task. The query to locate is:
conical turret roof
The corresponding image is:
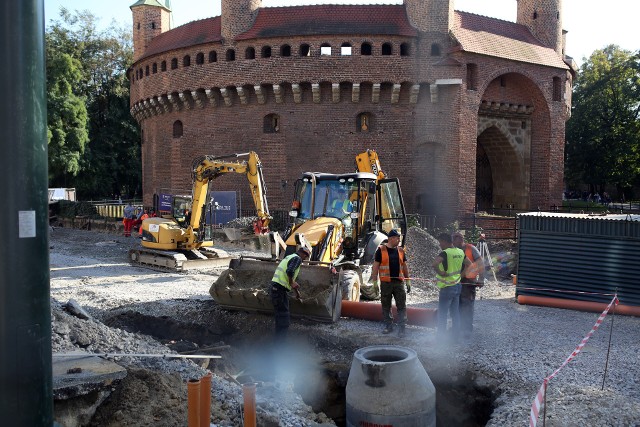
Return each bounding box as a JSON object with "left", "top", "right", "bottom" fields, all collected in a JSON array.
[{"left": 130, "top": 0, "right": 171, "bottom": 12}]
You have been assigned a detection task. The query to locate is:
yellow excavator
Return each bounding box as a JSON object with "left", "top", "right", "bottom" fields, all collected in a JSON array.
[
  {"left": 128, "top": 151, "right": 271, "bottom": 271},
  {"left": 210, "top": 150, "right": 407, "bottom": 322}
]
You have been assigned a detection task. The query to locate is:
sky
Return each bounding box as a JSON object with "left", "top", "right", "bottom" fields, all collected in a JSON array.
[{"left": 44, "top": 0, "right": 640, "bottom": 66}]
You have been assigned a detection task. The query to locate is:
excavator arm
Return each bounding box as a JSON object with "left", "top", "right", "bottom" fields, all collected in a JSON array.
[
  {"left": 355, "top": 149, "right": 386, "bottom": 181},
  {"left": 185, "top": 151, "right": 271, "bottom": 248}
]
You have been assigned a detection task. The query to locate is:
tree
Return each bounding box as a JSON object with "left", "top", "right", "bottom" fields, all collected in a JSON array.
[
  {"left": 565, "top": 45, "right": 640, "bottom": 199},
  {"left": 46, "top": 8, "right": 140, "bottom": 198},
  {"left": 46, "top": 40, "right": 89, "bottom": 184}
]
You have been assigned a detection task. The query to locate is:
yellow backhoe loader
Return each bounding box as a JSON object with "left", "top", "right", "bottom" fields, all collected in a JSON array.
[
  {"left": 128, "top": 152, "right": 271, "bottom": 271},
  {"left": 210, "top": 150, "right": 407, "bottom": 322}
]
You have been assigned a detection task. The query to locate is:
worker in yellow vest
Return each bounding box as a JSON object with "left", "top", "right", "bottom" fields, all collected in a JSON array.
[
  {"left": 270, "top": 246, "right": 310, "bottom": 342},
  {"left": 453, "top": 232, "right": 485, "bottom": 342},
  {"left": 432, "top": 233, "right": 471, "bottom": 343}
]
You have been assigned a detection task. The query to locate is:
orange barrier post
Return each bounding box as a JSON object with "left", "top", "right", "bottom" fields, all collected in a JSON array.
[
  {"left": 341, "top": 300, "right": 437, "bottom": 326},
  {"left": 187, "top": 379, "right": 201, "bottom": 427},
  {"left": 242, "top": 383, "right": 257, "bottom": 427},
  {"left": 200, "top": 373, "right": 212, "bottom": 427}
]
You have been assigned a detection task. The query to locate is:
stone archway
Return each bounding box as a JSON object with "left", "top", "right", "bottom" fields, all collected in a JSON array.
[
  {"left": 475, "top": 144, "right": 493, "bottom": 210},
  {"left": 476, "top": 120, "right": 530, "bottom": 210},
  {"left": 474, "top": 72, "right": 547, "bottom": 211}
]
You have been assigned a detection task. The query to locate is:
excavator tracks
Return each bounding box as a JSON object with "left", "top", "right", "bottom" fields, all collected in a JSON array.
[{"left": 128, "top": 247, "right": 232, "bottom": 272}]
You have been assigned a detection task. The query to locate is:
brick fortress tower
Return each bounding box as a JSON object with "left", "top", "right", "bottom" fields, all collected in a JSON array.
[{"left": 128, "top": 0, "right": 575, "bottom": 223}]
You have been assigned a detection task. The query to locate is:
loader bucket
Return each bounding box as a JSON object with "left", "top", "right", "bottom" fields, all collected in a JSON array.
[{"left": 209, "top": 257, "right": 342, "bottom": 322}]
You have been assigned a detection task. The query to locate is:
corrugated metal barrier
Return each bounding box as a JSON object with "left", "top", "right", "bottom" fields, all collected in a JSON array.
[{"left": 516, "top": 213, "right": 640, "bottom": 308}]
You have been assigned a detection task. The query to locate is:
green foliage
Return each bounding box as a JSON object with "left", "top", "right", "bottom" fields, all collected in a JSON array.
[
  {"left": 428, "top": 221, "right": 460, "bottom": 239},
  {"left": 465, "top": 225, "right": 484, "bottom": 243},
  {"left": 565, "top": 46, "right": 640, "bottom": 197},
  {"left": 427, "top": 221, "right": 484, "bottom": 243},
  {"left": 46, "top": 49, "right": 89, "bottom": 181},
  {"left": 406, "top": 214, "right": 421, "bottom": 229},
  {"left": 46, "top": 8, "right": 140, "bottom": 199}
]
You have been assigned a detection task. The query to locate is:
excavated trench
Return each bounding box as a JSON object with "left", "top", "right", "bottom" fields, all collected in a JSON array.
[{"left": 104, "top": 310, "right": 498, "bottom": 426}]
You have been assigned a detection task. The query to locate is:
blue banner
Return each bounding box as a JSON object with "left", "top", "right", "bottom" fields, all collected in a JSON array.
[
  {"left": 159, "top": 193, "right": 173, "bottom": 211},
  {"left": 205, "top": 191, "right": 237, "bottom": 225}
]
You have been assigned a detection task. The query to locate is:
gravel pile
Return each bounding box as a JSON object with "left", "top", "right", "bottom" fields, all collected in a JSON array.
[{"left": 49, "top": 226, "right": 640, "bottom": 426}]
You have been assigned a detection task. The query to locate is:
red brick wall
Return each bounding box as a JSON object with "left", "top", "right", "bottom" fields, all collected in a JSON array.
[
  {"left": 221, "top": 0, "right": 261, "bottom": 41},
  {"left": 404, "top": 0, "right": 453, "bottom": 34},
  {"left": 132, "top": 6, "right": 170, "bottom": 63},
  {"left": 130, "top": 5, "right": 569, "bottom": 225},
  {"left": 517, "top": 0, "right": 563, "bottom": 54}
]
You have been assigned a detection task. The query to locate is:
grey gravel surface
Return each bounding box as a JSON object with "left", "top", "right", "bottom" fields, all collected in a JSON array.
[{"left": 49, "top": 227, "right": 640, "bottom": 426}]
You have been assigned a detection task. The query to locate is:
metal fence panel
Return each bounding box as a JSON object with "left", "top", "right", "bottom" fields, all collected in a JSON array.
[{"left": 517, "top": 213, "right": 640, "bottom": 307}]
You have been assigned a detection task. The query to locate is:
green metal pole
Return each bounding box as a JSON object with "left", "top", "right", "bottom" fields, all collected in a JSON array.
[{"left": 0, "top": 0, "right": 53, "bottom": 425}]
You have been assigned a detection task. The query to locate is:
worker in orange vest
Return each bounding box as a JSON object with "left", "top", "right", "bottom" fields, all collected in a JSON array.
[
  {"left": 369, "top": 229, "right": 411, "bottom": 338},
  {"left": 452, "top": 231, "right": 485, "bottom": 342},
  {"left": 137, "top": 209, "right": 150, "bottom": 236}
]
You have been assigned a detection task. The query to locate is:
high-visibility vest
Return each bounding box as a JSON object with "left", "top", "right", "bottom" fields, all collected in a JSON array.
[
  {"left": 463, "top": 243, "right": 481, "bottom": 280},
  {"left": 138, "top": 214, "right": 149, "bottom": 235},
  {"left": 378, "top": 245, "right": 405, "bottom": 282},
  {"left": 271, "top": 253, "right": 302, "bottom": 291},
  {"left": 436, "top": 247, "right": 465, "bottom": 289},
  {"left": 331, "top": 199, "right": 351, "bottom": 214}
]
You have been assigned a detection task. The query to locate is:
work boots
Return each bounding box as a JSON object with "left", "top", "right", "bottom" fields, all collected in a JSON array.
[{"left": 382, "top": 324, "right": 393, "bottom": 334}]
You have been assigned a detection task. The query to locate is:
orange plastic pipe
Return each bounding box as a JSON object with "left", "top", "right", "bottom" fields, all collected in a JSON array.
[
  {"left": 518, "top": 295, "right": 640, "bottom": 317},
  {"left": 341, "top": 300, "right": 437, "bottom": 326},
  {"left": 242, "top": 383, "right": 257, "bottom": 427},
  {"left": 187, "top": 379, "right": 201, "bottom": 427},
  {"left": 200, "top": 373, "right": 212, "bottom": 427}
]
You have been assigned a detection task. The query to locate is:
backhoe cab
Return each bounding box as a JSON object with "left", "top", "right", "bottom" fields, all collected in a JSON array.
[{"left": 285, "top": 171, "right": 407, "bottom": 298}]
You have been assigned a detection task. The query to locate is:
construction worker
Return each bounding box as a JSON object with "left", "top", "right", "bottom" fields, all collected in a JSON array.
[
  {"left": 122, "top": 203, "right": 135, "bottom": 237},
  {"left": 136, "top": 209, "right": 150, "bottom": 237},
  {"left": 452, "top": 232, "right": 485, "bottom": 342},
  {"left": 432, "top": 233, "right": 470, "bottom": 343},
  {"left": 329, "top": 187, "right": 353, "bottom": 218},
  {"left": 269, "top": 246, "right": 310, "bottom": 342},
  {"left": 369, "top": 229, "right": 411, "bottom": 338}
]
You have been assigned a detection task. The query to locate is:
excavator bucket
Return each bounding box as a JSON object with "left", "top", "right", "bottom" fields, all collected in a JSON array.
[{"left": 209, "top": 257, "right": 342, "bottom": 322}]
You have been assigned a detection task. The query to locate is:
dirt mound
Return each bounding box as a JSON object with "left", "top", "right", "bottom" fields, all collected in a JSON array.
[{"left": 89, "top": 369, "right": 186, "bottom": 427}]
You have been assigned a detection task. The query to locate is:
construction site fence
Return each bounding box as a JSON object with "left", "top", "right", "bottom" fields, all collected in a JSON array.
[
  {"left": 90, "top": 200, "right": 144, "bottom": 219},
  {"left": 465, "top": 202, "right": 640, "bottom": 241},
  {"left": 60, "top": 202, "right": 640, "bottom": 242}
]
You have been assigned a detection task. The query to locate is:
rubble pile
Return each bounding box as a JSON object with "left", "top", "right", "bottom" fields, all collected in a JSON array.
[{"left": 51, "top": 300, "right": 335, "bottom": 426}]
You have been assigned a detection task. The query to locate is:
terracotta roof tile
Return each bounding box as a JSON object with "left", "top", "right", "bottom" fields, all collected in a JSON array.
[
  {"left": 137, "top": 7, "right": 568, "bottom": 70},
  {"left": 236, "top": 5, "right": 417, "bottom": 40},
  {"left": 452, "top": 11, "right": 567, "bottom": 69},
  {"left": 140, "top": 17, "right": 222, "bottom": 60}
]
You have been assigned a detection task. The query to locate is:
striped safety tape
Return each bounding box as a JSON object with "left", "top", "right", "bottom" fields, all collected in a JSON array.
[{"left": 529, "top": 295, "right": 618, "bottom": 427}]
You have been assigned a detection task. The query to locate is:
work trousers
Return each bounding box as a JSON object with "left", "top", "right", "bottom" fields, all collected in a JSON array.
[
  {"left": 459, "top": 281, "right": 477, "bottom": 338},
  {"left": 380, "top": 279, "right": 406, "bottom": 327},
  {"left": 437, "top": 283, "right": 462, "bottom": 340},
  {"left": 123, "top": 218, "right": 133, "bottom": 236},
  {"left": 270, "top": 282, "right": 290, "bottom": 343}
]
